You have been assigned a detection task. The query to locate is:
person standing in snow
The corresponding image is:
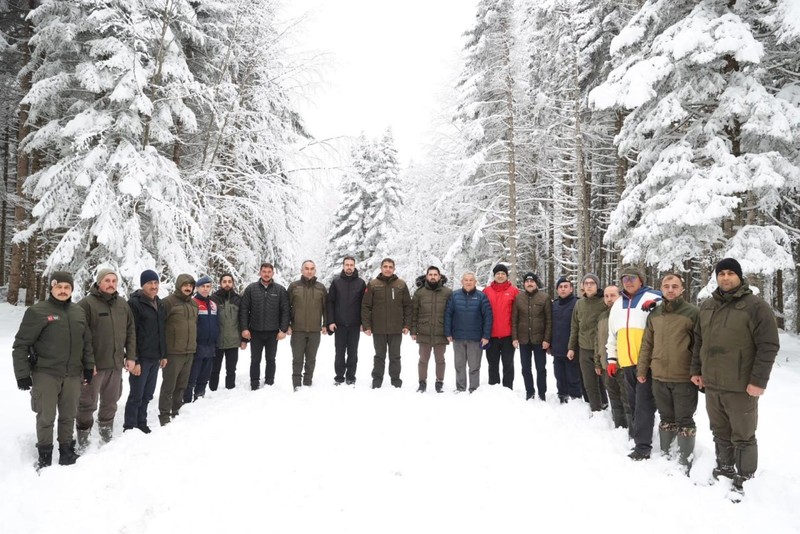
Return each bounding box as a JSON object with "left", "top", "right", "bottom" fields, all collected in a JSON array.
[
  {"left": 606, "top": 266, "right": 661, "bottom": 460},
  {"left": 567, "top": 273, "right": 608, "bottom": 412},
  {"left": 444, "top": 272, "right": 492, "bottom": 393},
  {"left": 595, "top": 285, "right": 628, "bottom": 429},
  {"left": 209, "top": 273, "right": 243, "bottom": 391},
  {"left": 123, "top": 270, "right": 167, "bottom": 434},
  {"left": 12, "top": 271, "right": 94, "bottom": 469},
  {"left": 691, "top": 258, "right": 779, "bottom": 493},
  {"left": 551, "top": 277, "right": 581, "bottom": 403},
  {"left": 511, "top": 272, "right": 551, "bottom": 401},
  {"left": 411, "top": 266, "right": 453, "bottom": 393},
  {"left": 239, "top": 262, "right": 289, "bottom": 390},
  {"left": 75, "top": 268, "right": 136, "bottom": 449},
  {"left": 327, "top": 256, "right": 365, "bottom": 386},
  {"left": 361, "top": 258, "right": 412, "bottom": 389},
  {"left": 483, "top": 264, "right": 519, "bottom": 389},
  {"left": 636, "top": 273, "right": 699, "bottom": 472},
  {"left": 287, "top": 260, "right": 327, "bottom": 390},
  {"left": 158, "top": 274, "right": 198, "bottom": 425},
  {"left": 184, "top": 275, "right": 219, "bottom": 402}
]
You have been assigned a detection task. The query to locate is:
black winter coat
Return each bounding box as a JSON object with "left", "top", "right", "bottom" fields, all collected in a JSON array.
[
  {"left": 239, "top": 280, "right": 290, "bottom": 333},
  {"left": 128, "top": 290, "right": 168, "bottom": 361},
  {"left": 327, "top": 269, "right": 366, "bottom": 328},
  {"left": 551, "top": 294, "right": 577, "bottom": 357}
]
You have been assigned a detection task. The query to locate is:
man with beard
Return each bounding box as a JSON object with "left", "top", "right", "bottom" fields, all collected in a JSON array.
[
  {"left": 210, "top": 273, "right": 243, "bottom": 390},
  {"left": 411, "top": 266, "right": 453, "bottom": 393},
  {"left": 512, "top": 272, "right": 551, "bottom": 401},
  {"left": 327, "top": 256, "right": 366, "bottom": 386}
]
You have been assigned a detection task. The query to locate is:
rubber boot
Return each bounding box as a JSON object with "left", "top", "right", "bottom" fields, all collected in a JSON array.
[
  {"left": 58, "top": 440, "right": 80, "bottom": 466},
  {"left": 158, "top": 413, "right": 171, "bottom": 426},
  {"left": 98, "top": 422, "right": 113, "bottom": 444},
  {"left": 658, "top": 422, "right": 678, "bottom": 458},
  {"left": 417, "top": 381, "right": 426, "bottom": 393},
  {"left": 76, "top": 428, "right": 91, "bottom": 452},
  {"left": 435, "top": 381, "right": 443, "bottom": 393},
  {"left": 677, "top": 427, "right": 696, "bottom": 474},
  {"left": 36, "top": 444, "right": 53, "bottom": 470}
]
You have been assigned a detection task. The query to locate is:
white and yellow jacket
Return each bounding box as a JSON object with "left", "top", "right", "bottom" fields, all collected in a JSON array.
[{"left": 606, "top": 286, "right": 661, "bottom": 368}]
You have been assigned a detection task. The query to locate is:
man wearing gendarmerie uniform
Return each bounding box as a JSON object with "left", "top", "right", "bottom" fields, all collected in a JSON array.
[
  {"left": 124, "top": 269, "right": 167, "bottom": 434},
  {"left": 240, "top": 262, "right": 289, "bottom": 390},
  {"left": 287, "top": 260, "right": 327, "bottom": 390},
  {"left": 691, "top": 258, "right": 779, "bottom": 496},
  {"left": 361, "top": 258, "right": 412, "bottom": 389},
  {"left": 12, "top": 271, "right": 94, "bottom": 469},
  {"left": 606, "top": 265, "right": 661, "bottom": 460},
  {"left": 483, "top": 264, "right": 519, "bottom": 389},
  {"left": 327, "top": 256, "right": 366, "bottom": 386}
]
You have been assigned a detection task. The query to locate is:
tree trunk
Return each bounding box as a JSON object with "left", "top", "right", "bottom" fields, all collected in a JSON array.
[{"left": 1, "top": 111, "right": 10, "bottom": 286}]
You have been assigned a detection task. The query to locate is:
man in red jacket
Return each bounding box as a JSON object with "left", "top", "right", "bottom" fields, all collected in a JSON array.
[{"left": 483, "top": 264, "right": 519, "bottom": 389}]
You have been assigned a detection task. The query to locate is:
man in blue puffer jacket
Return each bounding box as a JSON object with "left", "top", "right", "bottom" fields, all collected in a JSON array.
[
  {"left": 444, "top": 272, "right": 493, "bottom": 393},
  {"left": 185, "top": 275, "right": 219, "bottom": 402}
]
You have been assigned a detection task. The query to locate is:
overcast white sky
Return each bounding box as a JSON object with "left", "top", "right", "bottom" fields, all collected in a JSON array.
[{"left": 282, "top": 0, "right": 477, "bottom": 163}]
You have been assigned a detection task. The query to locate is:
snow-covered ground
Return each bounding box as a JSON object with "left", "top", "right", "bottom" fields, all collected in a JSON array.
[{"left": 1, "top": 301, "right": 798, "bottom": 534}]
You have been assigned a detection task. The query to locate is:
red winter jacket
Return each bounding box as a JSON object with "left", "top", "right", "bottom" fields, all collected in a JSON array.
[{"left": 483, "top": 281, "right": 519, "bottom": 338}]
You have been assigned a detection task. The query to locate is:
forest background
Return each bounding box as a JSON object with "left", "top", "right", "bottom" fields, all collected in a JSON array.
[{"left": 0, "top": 0, "right": 798, "bottom": 331}]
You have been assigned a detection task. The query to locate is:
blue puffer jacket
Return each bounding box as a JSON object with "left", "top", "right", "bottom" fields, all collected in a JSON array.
[
  {"left": 444, "top": 289, "right": 493, "bottom": 342},
  {"left": 551, "top": 294, "right": 577, "bottom": 357}
]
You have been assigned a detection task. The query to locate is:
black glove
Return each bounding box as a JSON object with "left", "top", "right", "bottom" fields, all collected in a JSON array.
[
  {"left": 17, "top": 377, "right": 33, "bottom": 390},
  {"left": 83, "top": 368, "right": 94, "bottom": 384}
]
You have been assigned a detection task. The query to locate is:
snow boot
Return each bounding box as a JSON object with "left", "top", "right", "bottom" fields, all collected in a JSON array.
[
  {"left": 677, "top": 427, "right": 696, "bottom": 472},
  {"left": 435, "top": 381, "right": 443, "bottom": 393},
  {"left": 58, "top": 440, "right": 80, "bottom": 466},
  {"left": 76, "top": 427, "right": 91, "bottom": 452},
  {"left": 158, "top": 414, "right": 171, "bottom": 427},
  {"left": 36, "top": 444, "right": 53, "bottom": 470},
  {"left": 658, "top": 422, "right": 678, "bottom": 458},
  {"left": 712, "top": 464, "right": 736, "bottom": 481},
  {"left": 628, "top": 449, "right": 650, "bottom": 461},
  {"left": 417, "top": 381, "right": 426, "bottom": 393},
  {"left": 98, "top": 422, "right": 113, "bottom": 444}
]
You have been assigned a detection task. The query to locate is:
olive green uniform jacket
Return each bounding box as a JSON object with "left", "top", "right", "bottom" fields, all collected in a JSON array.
[
  {"left": 637, "top": 297, "right": 698, "bottom": 382},
  {"left": 568, "top": 294, "right": 606, "bottom": 352},
  {"left": 511, "top": 289, "right": 552, "bottom": 345},
  {"left": 288, "top": 276, "right": 328, "bottom": 333},
  {"left": 361, "top": 274, "right": 412, "bottom": 335},
  {"left": 78, "top": 286, "right": 136, "bottom": 370},
  {"left": 163, "top": 274, "right": 199, "bottom": 356},
  {"left": 13, "top": 296, "right": 95, "bottom": 380},
  {"left": 690, "top": 284, "right": 779, "bottom": 392}
]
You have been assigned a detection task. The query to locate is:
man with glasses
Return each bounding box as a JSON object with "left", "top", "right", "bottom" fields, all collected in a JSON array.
[
  {"left": 567, "top": 273, "right": 608, "bottom": 412},
  {"left": 606, "top": 266, "right": 661, "bottom": 460}
]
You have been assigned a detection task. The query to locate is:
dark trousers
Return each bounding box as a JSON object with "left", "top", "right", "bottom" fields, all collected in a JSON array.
[
  {"left": 124, "top": 358, "right": 160, "bottom": 429},
  {"left": 653, "top": 380, "right": 698, "bottom": 428},
  {"left": 554, "top": 355, "right": 582, "bottom": 398},
  {"left": 185, "top": 344, "right": 215, "bottom": 402},
  {"left": 486, "top": 336, "right": 515, "bottom": 388},
  {"left": 519, "top": 343, "right": 547, "bottom": 400},
  {"left": 250, "top": 330, "right": 279, "bottom": 387},
  {"left": 604, "top": 370, "right": 630, "bottom": 428},
  {"left": 210, "top": 347, "right": 239, "bottom": 390},
  {"left": 334, "top": 325, "right": 360, "bottom": 383},
  {"left": 31, "top": 372, "right": 81, "bottom": 446},
  {"left": 705, "top": 388, "right": 759, "bottom": 477},
  {"left": 371, "top": 333, "right": 403, "bottom": 387},
  {"left": 578, "top": 348, "right": 607, "bottom": 411},
  {"left": 623, "top": 367, "right": 656, "bottom": 454},
  {"left": 290, "top": 332, "right": 321, "bottom": 388}
]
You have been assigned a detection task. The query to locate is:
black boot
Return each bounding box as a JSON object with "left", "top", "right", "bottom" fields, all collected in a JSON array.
[
  {"left": 435, "top": 381, "right": 443, "bottom": 393},
  {"left": 58, "top": 440, "right": 80, "bottom": 466},
  {"left": 36, "top": 444, "right": 53, "bottom": 470},
  {"left": 417, "top": 381, "right": 426, "bottom": 393}
]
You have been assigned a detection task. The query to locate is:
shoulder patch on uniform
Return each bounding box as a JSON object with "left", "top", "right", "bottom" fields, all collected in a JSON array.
[{"left": 47, "top": 315, "right": 60, "bottom": 322}]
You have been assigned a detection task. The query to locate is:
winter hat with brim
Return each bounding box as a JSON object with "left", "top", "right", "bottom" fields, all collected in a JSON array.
[
  {"left": 140, "top": 270, "right": 159, "bottom": 286},
  {"left": 555, "top": 276, "right": 572, "bottom": 288},
  {"left": 582, "top": 273, "right": 600, "bottom": 288},
  {"left": 492, "top": 264, "right": 509, "bottom": 275},
  {"left": 196, "top": 275, "right": 213, "bottom": 287},
  {"left": 523, "top": 272, "right": 543, "bottom": 287},
  {"left": 96, "top": 268, "right": 117, "bottom": 285},
  {"left": 715, "top": 258, "right": 743, "bottom": 280},
  {"left": 620, "top": 265, "right": 645, "bottom": 284},
  {"left": 50, "top": 271, "right": 74, "bottom": 289}
]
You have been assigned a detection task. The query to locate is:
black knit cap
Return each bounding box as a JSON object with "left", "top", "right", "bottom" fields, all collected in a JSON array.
[
  {"left": 492, "top": 264, "right": 509, "bottom": 275},
  {"left": 715, "top": 258, "right": 743, "bottom": 280},
  {"left": 523, "top": 272, "right": 543, "bottom": 287},
  {"left": 50, "top": 271, "right": 74, "bottom": 289}
]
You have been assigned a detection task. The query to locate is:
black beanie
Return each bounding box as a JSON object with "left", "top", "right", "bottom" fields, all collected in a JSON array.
[
  {"left": 715, "top": 258, "right": 743, "bottom": 280},
  {"left": 492, "top": 264, "right": 509, "bottom": 275},
  {"left": 140, "top": 269, "right": 159, "bottom": 286},
  {"left": 556, "top": 276, "right": 572, "bottom": 289},
  {"left": 50, "top": 271, "right": 74, "bottom": 289}
]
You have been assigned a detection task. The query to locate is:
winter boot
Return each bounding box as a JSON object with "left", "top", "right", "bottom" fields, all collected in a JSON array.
[
  {"left": 417, "top": 381, "right": 426, "bottom": 393},
  {"left": 36, "top": 444, "right": 53, "bottom": 470},
  {"left": 677, "top": 427, "right": 696, "bottom": 472},
  {"left": 712, "top": 463, "right": 736, "bottom": 481},
  {"left": 158, "top": 413, "right": 171, "bottom": 427},
  {"left": 76, "top": 427, "right": 91, "bottom": 452},
  {"left": 628, "top": 449, "right": 651, "bottom": 461},
  {"left": 435, "top": 381, "right": 443, "bottom": 393},
  {"left": 658, "top": 422, "right": 678, "bottom": 458},
  {"left": 98, "top": 422, "right": 113, "bottom": 444},
  {"left": 58, "top": 440, "right": 80, "bottom": 466}
]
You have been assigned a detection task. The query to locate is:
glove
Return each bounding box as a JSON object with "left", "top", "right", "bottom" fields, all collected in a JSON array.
[
  {"left": 83, "top": 368, "right": 94, "bottom": 384},
  {"left": 17, "top": 377, "right": 33, "bottom": 391},
  {"left": 607, "top": 362, "right": 618, "bottom": 377},
  {"left": 641, "top": 300, "right": 658, "bottom": 312}
]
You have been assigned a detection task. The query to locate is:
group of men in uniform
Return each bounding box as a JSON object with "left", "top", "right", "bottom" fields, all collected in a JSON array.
[{"left": 11, "top": 256, "right": 779, "bottom": 497}]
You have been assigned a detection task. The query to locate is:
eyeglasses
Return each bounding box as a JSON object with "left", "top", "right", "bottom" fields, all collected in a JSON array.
[
  {"left": 583, "top": 280, "right": 596, "bottom": 286},
  {"left": 621, "top": 275, "right": 638, "bottom": 283}
]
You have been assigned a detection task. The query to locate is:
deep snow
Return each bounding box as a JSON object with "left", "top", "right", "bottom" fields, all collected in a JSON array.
[{"left": 1, "top": 302, "right": 798, "bottom": 534}]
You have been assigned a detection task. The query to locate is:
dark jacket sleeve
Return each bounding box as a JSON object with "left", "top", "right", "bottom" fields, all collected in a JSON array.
[
  {"left": 690, "top": 310, "right": 703, "bottom": 376},
  {"left": 411, "top": 292, "right": 421, "bottom": 334},
  {"left": 278, "top": 286, "right": 290, "bottom": 332},
  {"left": 239, "top": 285, "right": 251, "bottom": 333},
  {"left": 544, "top": 297, "right": 553, "bottom": 344},
  {"left": 444, "top": 293, "right": 454, "bottom": 338},
  {"left": 749, "top": 300, "right": 780, "bottom": 388},
  {"left": 361, "top": 282, "right": 373, "bottom": 331},
  {"left": 82, "top": 319, "right": 95, "bottom": 370},
  {"left": 326, "top": 280, "right": 337, "bottom": 328},
  {"left": 12, "top": 308, "right": 44, "bottom": 379},
  {"left": 480, "top": 294, "right": 493, "bottom": 340},
  {"left": 402, "top": 284, "right": 412, "bottom": 329},
  {"left": 568, "top": 301, "right": 580, "bottom": 352},
  {"left": 125, "top": 305, "right": 136, "bottom": 359},
  {"left": 511, "top": 297, "right": 519, "bottom": 341},
  {"left": 637, "top": 313, "right": 656, "bottom": 378}
]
